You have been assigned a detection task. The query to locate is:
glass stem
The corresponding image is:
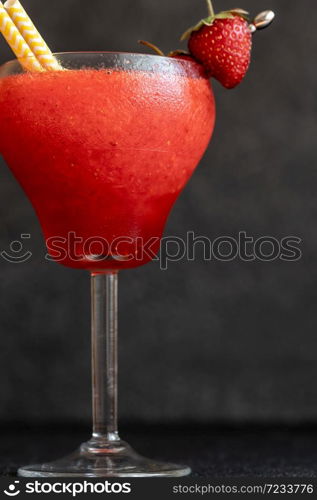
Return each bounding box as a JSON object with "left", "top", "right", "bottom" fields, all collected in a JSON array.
[{"left": 91, "top": 271, "right": 120, "bottom": 443}]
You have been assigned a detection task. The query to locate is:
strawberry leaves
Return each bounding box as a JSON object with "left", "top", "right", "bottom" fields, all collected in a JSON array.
[{"left": 181, "top": 2, "right": 250, "bottom": 41}]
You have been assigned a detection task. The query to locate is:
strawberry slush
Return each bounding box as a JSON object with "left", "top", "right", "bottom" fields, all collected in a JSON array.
[{"left": 0, "top": 64, "right": 215, "bottom": 269}]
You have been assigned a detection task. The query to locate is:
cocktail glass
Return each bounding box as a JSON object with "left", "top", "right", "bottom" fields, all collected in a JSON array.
[{"left": 0, "top": 52, "right": 215, "bottom": 477}]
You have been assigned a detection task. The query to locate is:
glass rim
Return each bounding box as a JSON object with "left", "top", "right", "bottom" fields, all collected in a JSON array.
[{"left": 0, "top": 50, "right": 201, "bottom": 71}]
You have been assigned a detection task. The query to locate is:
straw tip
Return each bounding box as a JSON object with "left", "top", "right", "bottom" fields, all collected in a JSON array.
[{"left": 4, "top": 0, "right": 18, "bottom": 8}]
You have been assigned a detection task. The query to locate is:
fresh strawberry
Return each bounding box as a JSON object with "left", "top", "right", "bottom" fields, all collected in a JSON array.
[{"left": 181, "top": 1, "right": 252, "bottom": 89}]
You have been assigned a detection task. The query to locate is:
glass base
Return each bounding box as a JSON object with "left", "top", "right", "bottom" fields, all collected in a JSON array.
[{"left": 18, "top": 438, "right": 191, "bottom": 477}]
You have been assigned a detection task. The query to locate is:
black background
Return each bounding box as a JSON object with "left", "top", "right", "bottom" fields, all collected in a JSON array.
[{"left": 0, "top": 0, "right": 316, "bottom": 430}]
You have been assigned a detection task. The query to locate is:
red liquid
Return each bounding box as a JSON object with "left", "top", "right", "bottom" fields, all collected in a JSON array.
[{"left": 0, "top": 65, "right": 215, "bottom": 270}]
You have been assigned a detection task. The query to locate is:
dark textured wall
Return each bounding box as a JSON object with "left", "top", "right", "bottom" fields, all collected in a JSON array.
[{"left": 0, "top": 0, "right": 316, "bottom": 425}]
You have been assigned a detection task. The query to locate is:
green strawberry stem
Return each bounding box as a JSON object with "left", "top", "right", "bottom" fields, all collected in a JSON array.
[
  {"left": 206, "top": 0, "right": 215, "bottom": 18},
  {"left": 138, "top": 40, "right": 164, "bottom": 56}
]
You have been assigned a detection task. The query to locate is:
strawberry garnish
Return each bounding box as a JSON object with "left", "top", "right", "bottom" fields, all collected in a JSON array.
[
  {"left": 181, "top": 1, "right": 252, "bottom": 89},
  {"left": 138, "top": 4, "right": 274, "bottom": 86}
]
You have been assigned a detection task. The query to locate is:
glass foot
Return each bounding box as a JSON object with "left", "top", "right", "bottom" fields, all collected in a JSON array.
[{"left": 18, "top": 438, "right": 191, "bottom": 477}]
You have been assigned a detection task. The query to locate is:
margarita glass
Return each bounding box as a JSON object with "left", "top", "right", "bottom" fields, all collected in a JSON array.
[{"left": 0, "top": 52, "right": 216, "bottom": 477}]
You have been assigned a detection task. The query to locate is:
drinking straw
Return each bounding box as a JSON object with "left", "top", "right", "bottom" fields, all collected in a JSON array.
[
  {"left": 0, "top": 1, "right": 42, "bottom": 71},
  {"left": 4, "top": 0, "right": 62, "bottom": 70}
]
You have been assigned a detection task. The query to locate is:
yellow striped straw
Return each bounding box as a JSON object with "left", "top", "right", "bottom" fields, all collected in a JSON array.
[
  {"left": 0, "top": 1, "right": 42, "bottom": 71},
  {"left": 4, "top": 0, "right": 62, "bottom": 71}
]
